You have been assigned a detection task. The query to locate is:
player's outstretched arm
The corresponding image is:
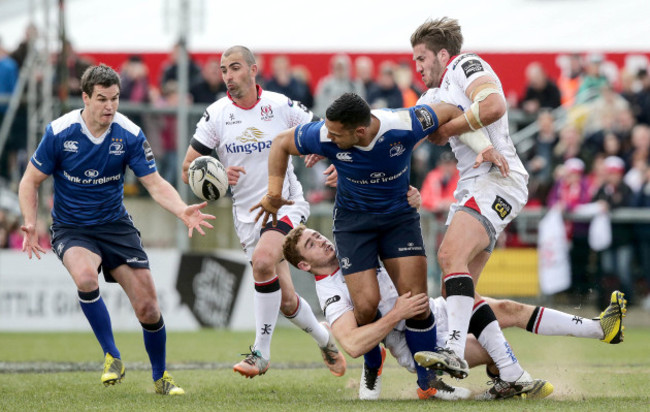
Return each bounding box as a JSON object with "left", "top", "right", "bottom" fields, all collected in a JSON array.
[
  {"left": 18, "top": 163, "right": 49, "bottom": 259},
  {"left": 331, "top": 292, "right": 429, "bottom": 358},
  {"left": 139, "top": 172, "right": 215, "bottom": 237},
  {"left": 250, "top": 128, "right": 300, "bottom": 227}
]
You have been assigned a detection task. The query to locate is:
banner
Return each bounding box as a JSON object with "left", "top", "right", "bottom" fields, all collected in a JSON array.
[{"left": 537, "top": 207, "right": 572, "bottom": 295}]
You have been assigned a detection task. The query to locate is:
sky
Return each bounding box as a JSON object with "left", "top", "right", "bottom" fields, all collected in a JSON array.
[{"left": 1, "top": 0, "right": 649, "bottom": 54}]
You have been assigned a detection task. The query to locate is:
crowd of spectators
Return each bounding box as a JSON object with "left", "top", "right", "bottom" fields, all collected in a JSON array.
[{"left": 2, "top": 36, "right": 650, "bottom": 309}]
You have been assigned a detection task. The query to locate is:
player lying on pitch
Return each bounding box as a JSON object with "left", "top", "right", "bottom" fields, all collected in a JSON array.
[{"left": 282, "top": 221, "right": 626, "bottom": 400}]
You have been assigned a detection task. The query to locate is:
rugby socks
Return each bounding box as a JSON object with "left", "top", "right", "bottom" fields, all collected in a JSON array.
[
  {"left": 284, "top": 294, "right": 329, "bottom": 348},
  {"left": 362, "top": 311, "right": 384, "bottom": 369},
  {"left": 78, "top": 289, "right": 120, "bottom": 359},
  {"left": 141, "top": 316, "right": 166, "bottom": 381},
  {"left": 404, "top": 312, "right": 438, "bottom": 390},
  {"left": 253, "top": 276, "right": 282, "bottom": 359},
  {"left": 470, "top": 300, "right": 523, "bottom": 382},
  {"left": 443, "top": 273, "right": 475, "bottom": 357},
  {"left": 526, "top": 306, "right": 602, "bottom": 339}
]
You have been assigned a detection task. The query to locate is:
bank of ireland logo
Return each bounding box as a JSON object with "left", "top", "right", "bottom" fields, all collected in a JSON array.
[
  {"left": 340, "top": 257, "right": 351, "bottom": 270},
  {"left": 84, "top": 169, "right": 99, "bottom": 178},
  {"left": 237, "top": 127, "right": 265, "bottom": 143},
  {"left": 336, "top": 152, "right": 353, "bottom": 162},
  {"left": 389, "top": 142, "right": 405, "bottom": 157},
  {"left": 63, "top": 140, "right": 78, "bottom": 152},
  {"left": 370, "top": 172, "right": 385, "bottom": 179}
]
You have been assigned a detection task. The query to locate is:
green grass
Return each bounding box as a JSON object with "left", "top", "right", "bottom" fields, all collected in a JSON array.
[{"left": 0, "top": 326, "right": 649, "bottom": 411}]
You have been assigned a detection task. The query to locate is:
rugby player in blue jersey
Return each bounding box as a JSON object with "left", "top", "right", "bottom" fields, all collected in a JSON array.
[
  {"left": 251, "top": 92, "right": 484, "bottom": 398},
  {"left": 18, "top": 64, "right": 215, "bottom": 395}
]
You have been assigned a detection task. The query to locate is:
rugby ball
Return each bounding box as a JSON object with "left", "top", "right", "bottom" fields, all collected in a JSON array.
[{"left": 188, "top": 156, "right": 228, "bottom": 201}]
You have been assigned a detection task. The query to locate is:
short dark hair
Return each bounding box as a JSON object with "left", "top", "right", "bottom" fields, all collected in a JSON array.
[
  {"left": 410, "top": 17, "right": 463, "bottom": 56},
  {"left": 222, "top": 45, "right": 256, "bottom": 67},
  {"left": 80, "top": 64, "right": 121, "bottom": 97},
  {"left": 325, "top": 92, "right": 371, "bottom": 129}
]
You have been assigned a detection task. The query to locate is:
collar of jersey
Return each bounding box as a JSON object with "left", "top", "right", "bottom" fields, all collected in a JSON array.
[
  {"left": 439, "top": 54, "right": 459, "bottom": 87},
  {"left": 314, "top": 267, "right": 340, "bottom": 281},
  {"left": 77, "top": 109, "right": 111, "bottom": 143},
  {"left": 227, "top": 85, "right": 263, "bottom": 110}
]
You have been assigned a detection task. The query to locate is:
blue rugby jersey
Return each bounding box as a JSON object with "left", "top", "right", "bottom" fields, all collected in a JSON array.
[
  {"left": 294, "top": 105, "right": 438, "bottom": 214},
  {"left": 31, "top": 109, "right": 156, "bottom": 225}
]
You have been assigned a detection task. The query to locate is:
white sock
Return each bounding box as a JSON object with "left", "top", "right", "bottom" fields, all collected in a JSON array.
[
  {"left": 529, "top": 307, "right": 603, "bottom": 339},
  {"left": 445, "top": 294, "right": 475, "bottom": 357},
  {"left": 285, "top": 294, "right": 329, "bottom": 347},
  {"left": 253, "top": 278, "right": 281, "bottom": 359},
  {"left": 478, "top": 320, "right": 524, "bottom": 382}
]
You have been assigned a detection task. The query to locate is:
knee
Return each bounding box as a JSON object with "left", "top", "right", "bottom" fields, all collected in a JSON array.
[
  {"left": 437, "top": 246, "right": 456, "bottom": 273},
  {"left": 354, "top": 299, "right": 380, "bottom": 325},
  {"left": 494, "top": 299, "right": 524, "bottom": 328},
  {"left": 251, "top": 252, "right": 277, "bottom": 279},
  {"left": 74, "top": 272, "right": 100, "bottom": 292},
  {"left": 133, "top": 299, "right": 160, "bottom": 324}
]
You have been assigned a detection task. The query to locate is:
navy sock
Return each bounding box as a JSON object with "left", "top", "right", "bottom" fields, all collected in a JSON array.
[
  {"left": 78, "top": 289, "right": 120, "bottom": 359},
  {"left": 142, "top": 316, "right": 166, "bottom": 381},
  {"left": 405, "top": 312, "right": 437, "bottom": 390},
  {"left": 362, "top": 311, "right": 383, "bottom": 369}
]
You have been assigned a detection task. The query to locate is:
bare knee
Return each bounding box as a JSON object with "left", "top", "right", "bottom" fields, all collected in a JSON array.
[
  {"left": 354, "top": 298, "right": 380, "bottom": 325},
  {"left": 437, "top": 246, "right": 457, "bottom": 273},
  {"left": 280, "top": 293, "right": 298, "bottom": 316},
  {"left": 132, "top": 298, "right": 160, "bottom": 324},
  {"left": 73, "top": 272, "right": 100, "bottom": 292},
  {"left": 251, "top": 252, "right": 278, "bottom": 281}
]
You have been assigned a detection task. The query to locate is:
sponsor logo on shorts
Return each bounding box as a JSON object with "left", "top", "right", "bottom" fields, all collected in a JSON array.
[
  {"left": 492, "top": 195, "right": 512, "bottom": 220},
  {"left": 414, "top": 107, "right": 435, "bottom": 131},
  {"left": 397, "top": 242, "right": 423, "bottom": 252},
  {"left": 323, "top": 295, "right": 341, "bottom": 317},
  {"left": 340, "top": 257, "right": 351, "bottom": 270},
  {"left": 461, "top": 59, "right": 484, "bottom": 78},
  {"left": 56, "top": 242, "right": 65, "bottom": 257},
  {"left": 143, "top": 140, "right": 154, "bottom": 162},
  {"left": 63, "top": 140, "right": 78, "bottom": 152},
  {"left": 126, "top": 257, "right": 148, "bottom": 264},
  {"left": 336, "top": 152, "right": 353, "bottom": 162}
]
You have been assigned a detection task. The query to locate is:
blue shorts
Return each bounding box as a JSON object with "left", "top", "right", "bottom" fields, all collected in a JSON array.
[
  {"left": 332, "top": 208, "right": 426, "bottom": 276},
  {"left": 50, "top": 215, "right": 150, "bottom": 283}
]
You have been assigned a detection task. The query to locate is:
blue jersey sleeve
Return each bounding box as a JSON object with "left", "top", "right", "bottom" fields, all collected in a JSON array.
[
  {"left": 127, "top": 131, "right": 157, "bottom": 177},
  {"left": 294, "top": 120, "right": 326, "bottom": 156},
  {"left": 31, "top": 125, "right": 57, "bottom": 175},
  {"left": 408, "top": 105, "right": 439, "bottom": 142}
]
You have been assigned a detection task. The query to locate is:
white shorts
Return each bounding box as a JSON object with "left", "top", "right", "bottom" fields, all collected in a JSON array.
[
  {"left": 234, "top": 198, "right": 310, "bottom": 261},
  {"left": 446, "top": 169, "right": 528, "bottom": 251}
]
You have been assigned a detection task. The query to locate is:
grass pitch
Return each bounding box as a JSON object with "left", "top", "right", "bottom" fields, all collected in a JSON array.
[{"left": 0, "top": 322, "right": 649, "bottom": 411}]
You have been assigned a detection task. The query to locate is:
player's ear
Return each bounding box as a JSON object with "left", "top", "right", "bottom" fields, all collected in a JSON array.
[{"left": 297, "top": 261, "right": 311, "bottom": 272}]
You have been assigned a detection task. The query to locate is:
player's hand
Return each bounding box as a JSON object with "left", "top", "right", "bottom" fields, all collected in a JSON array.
[
  {"left": 226, "top": 166, "right": 246, "bottom": 186},
  {"left": 393, "top": 291, "right": 430, "bottom": 320},
  {"left": 182, "top": 201, "right": 216, "bottom": 237},
  {"left": 474, "top": 146, "right": 509, "bottom": 177},
  {"left": 21, "top": 224, "right": 46, "bottom": 260},
  {"left": 407, "top": 185, "right": 421, "bottom": 210},
  {"left": 323, "top": 164, "right": 338, "bottom": 188},
  {"left": 303, "top": 154, "right": 325, "bottom": 168},
  {"left": 426, "top": 129, "right": 450, "bottom": 145},
  {"left": 250, "top": 194, "right": 294, "bottom": 227}
]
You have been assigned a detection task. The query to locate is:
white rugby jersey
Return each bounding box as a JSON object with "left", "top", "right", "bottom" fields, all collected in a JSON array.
[
  {"left": 192, "top": 88, "right": 314, "bottom": 223},
  {"left": 314, "top": 266, "right": 448, "bottom": 372},
  {"left": 417, "top": 53, "right": 527, "bottom": 181}
]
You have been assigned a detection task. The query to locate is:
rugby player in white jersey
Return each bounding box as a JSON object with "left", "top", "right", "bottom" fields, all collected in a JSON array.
[
  {"left": 282, "top": 223, "right": 626, "bottom": 401},
  {"left": 408, "top": 17, "right": 549, "bottom": 398},
  {"left": 181, "top": 45, "right": 345, "bottom": 379}
]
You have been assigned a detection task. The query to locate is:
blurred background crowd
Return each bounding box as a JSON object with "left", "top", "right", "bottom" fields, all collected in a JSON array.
[{"left": 2, "top": 21, "right": 650, "bottom": 310}]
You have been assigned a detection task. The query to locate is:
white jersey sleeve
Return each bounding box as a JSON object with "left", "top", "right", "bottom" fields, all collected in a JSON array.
[{"left": 438, "top": 54, "right": 528, "bottom": 181}]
